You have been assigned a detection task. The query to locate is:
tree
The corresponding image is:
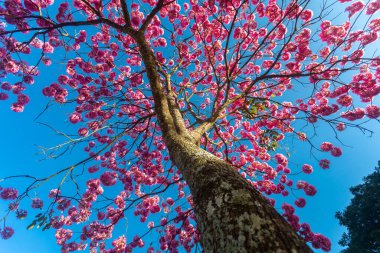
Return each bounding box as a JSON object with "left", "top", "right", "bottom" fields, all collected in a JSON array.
[
  {"left": 336, "top": 161, "right": 380, "bottom": 253},
  {"left": 0, "top": 0, "right": 380, "bottom": 252}
]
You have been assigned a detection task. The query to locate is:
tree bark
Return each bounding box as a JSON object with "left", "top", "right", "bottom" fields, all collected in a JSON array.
[{"left": 166, "top": 135, "right": 312, "bottom": 253}]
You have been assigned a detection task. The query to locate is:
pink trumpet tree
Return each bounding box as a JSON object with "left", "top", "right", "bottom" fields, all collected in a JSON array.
[{"left": 1, "top": 0, "right": 380, "bottom": 252}]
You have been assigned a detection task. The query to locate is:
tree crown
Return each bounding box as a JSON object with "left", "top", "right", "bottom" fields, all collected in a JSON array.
[{"left": 1, "top": 0, "right": 380, "bottom": 252}]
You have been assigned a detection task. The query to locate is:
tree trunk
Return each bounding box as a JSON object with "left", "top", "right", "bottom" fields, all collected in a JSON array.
[{"left": 166, "top": 135, "right": 312, "bottom": 253}]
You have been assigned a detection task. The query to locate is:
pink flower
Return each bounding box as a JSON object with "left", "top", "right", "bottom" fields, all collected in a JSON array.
[
  {"left": 296, "top": 180, "right": 308, "bottom": 189},
  {"left": 16, "top": 209, "right": 28, "bottom": 219},
  {"left": 302, "top": 164, "right": 313, "bottom": 174},
  {"left": 42, "top": 57, "right": 52, "bottom": 66},
  {"left": 42, "top": 86, "right": 56, "bottom": 97},
  {"left": 369, "top": 18, "right": 380, "bottom": 32},
  {"left": 57, "top": 198, "right": 71, "bottom": 211},
  {"left": 114, "top": 195, "right": 125, "bottom": 209},
  {"left": 331, "top": 147, "right": 342, "bottom": 157},
  {"left": 5, "top": 61, "right": 19, "bottom": 73},
  {"left": 340, "top": 108, "right": 365, "bottom": 121},
  {"left": 23, "top": 75, "right": 34, "bottom": 84},
  {"left": 42, "top": 42, "right": 54, "bottom": 53},
  {"left": 0, "top": 92, "right": 9, "bottom": 100},
  {"left": 69, "top": 112, "right": 82, "bottom": 124},
  {"left": 17, "top": 94, "right": 30, "bottom": 105},
  {"left": 366, "top": 105, "right": 380, "bottom": 118},
  {"left": 11, "top": 102, "right": 24, "bottom": 112},
  {"left": 304, "top": 184, "right": 317, "bottom": 196},
  {"left": 319, "top": 159, "right": 330, "bottom": 169},
  {"left": 166, "top": 197, "right": 174, "bottom": 206},
  {"left": 100, "top": 171, "right": 117, "bottom": 186},
  {"left": 112, "top": 236, "right": 126, "bottom": 251},
  {"left": 88, "top": 165, "right": 99, "bottom": 173},
  {"left": 1, "top": 226, "right": 14, "bottom": 239},
  {"left": 97, "top": 211, "right": 106, "bottom": 220},
  {"left": 295, "top": 198, "right": 306, "bottom": 208},
  {"left": 274, "top": 153, "right": 288, "bottom": 165},
  {"left": 55, "top": 228, "right": 73, "bottom": 245},
  {"left": 366, "top": 0, "right": 380, "bottom": 15},
  {"left": 24, "top": 0, "right": 39, "bottom": 11},
  {"left": 345, "top": 1, "right": 365, "bottom": 18},
  {"left": 312, "top": 233, "right": 332, "bottom": 252},
  {"left": 337, "top": 123, "right": 346, "bottom": 131},
  {"left": 48, "top": 189, "right": 61, "bottom": 198},
  {"left": 32, "top": 198, "right": 44, "bottom": 209},
  {"left": 0, "top": 188, "right": 18, "bottom": 200},
  {"left": 8, "top": 202, "right": 19, "bottom": 211},
  {"left": 1, "top": 83, "right": 12, "bottom": 91},
  {"left": 337, "top": 94, "right": 352, "bottom": 107},
  {"left": 78, "top": 127, "right": 89, "bottom": 136},
  {"left": 300, "top": 9, "right": 313, "bottom": 22},
  {"left": 320, "top": 142, "right": 333, "bottom": 151}
]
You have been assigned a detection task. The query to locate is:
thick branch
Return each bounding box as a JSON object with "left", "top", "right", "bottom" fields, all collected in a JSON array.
[
  {"left": 134, "top": 32, "right": 176, "bottom": 137},
  {"left": 139, "top": 0, "right": 167, "bottom": 32},
  {"left": 120, "top": 0, "right": 132, "bottom": 27},
  {"left": 164, "top": 73, "right": 191, "bottom": 137}
]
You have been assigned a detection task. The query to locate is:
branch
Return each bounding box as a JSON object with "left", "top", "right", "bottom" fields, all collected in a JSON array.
[
  {"left": 120, "top": 0, "right": 132, "bottom": 27},
  {"left": 139, "top": 0, "right": 174, "bottom": 32},
  {"left": 133, "top": 32, "right": 176, "bottom": 137},
  {"left": 0, "top": 18, "right": 124, "bottom": 36}
]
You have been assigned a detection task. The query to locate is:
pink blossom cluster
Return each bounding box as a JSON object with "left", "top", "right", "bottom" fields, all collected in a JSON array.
[
  {"left": 345, "top": 1, "right": 365, "bottom": 18},
  {"left": 55, "top": 228, "right": 73, "bottom": 245},
  {"left": 340, "top": 108, "right": 366, "bottom": 121},
  {"left": 302, "top": 164, "right": 313, "bottom": 174},
  {"left": 295, "top": 197, "right": 306, "bottom": 208},
  {"left": 296, "top": 180, "right": 317, "bottom": 196},
  {"left": 157, "top": 208, "right": 198, "bottom": 252},
  {"left": 319, "top": 159, "right": 331, "bottom": 169},
  {"left": 56, "top": 2, "right": 72, "bottom": 23},
  {"left": 109, "top": 236, "right": 126, "bottom": 253},
  {"left": 365, "top": 105, "right": 380, "bottom": 118},
  {"left": 0, "top": 187, "right": 18, "bottom": 200},
  {"left": 0, "top": 226, "right": 14, "bottom": 240},
  {"left": 366, "top": 0, "right": 380, "bottom": 14},
  {"left": 282, "top": 204, "right": 331, "bottom": 251},
  {"left": 134, "top": 196, "right": 161, "bottom": 222},
  {"left": 369, "top": 18, "right": 380, "bottom": 32},
  {"left": 8, "top": 202, "right": 19, "bottom": 211},
  {"left": 56, "top": 198, "right": 71, "bottom": 211},
  {"left": 319, "top": 21, "right": 350, "bottom": 45},
  {"left": 320, "top": 142, "right": 342, "bottom": 157},
  {"left": 100, "top": 171, "right": 117, "bottom": 186},
  {"left": 31, "top": 198, "right": 44, "bottom": 209},
  {"left": 337, "top": 123, "right": 346, "bottom": 131},
  {"left": 82, "top": 222, "right": 113, "bottom": 244},
  {"left": 42, "top": 83, "right": 68, "bottom": 103},
  {"left": 15, "top": 209, "right": 27, "bottom": 219}
]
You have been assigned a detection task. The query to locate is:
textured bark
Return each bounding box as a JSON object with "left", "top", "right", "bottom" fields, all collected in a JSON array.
[{"left": 166, "top": 136, "right": 312, "bottom": 253}]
